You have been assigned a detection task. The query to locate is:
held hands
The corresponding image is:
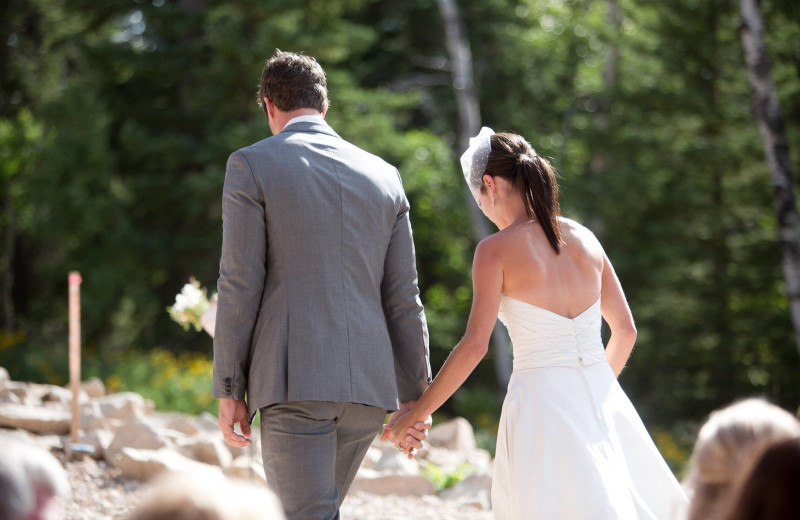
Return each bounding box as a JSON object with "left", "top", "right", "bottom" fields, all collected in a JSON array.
[
  {"left": 218, "top": 398, "right": 252, "bottom": 447},
  {"left": 380, "top": 400, "right": 432, "bottom": 459}
]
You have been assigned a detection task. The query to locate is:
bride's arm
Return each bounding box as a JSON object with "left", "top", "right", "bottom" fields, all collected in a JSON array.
[
  {"left": 599, "top": 251, "right": 637, "bottom": 377},
  {"left": 386, "top": 239, "right": 503, "bottom": 450}
]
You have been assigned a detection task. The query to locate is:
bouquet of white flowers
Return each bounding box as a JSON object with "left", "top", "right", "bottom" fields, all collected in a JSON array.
[{"left": 167, "top": 278, "right": 216, "bottom": 335}]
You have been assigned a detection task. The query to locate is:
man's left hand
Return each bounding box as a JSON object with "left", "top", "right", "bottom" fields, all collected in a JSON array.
[{"left": 218, "top": 398, "right": 252, "bottom": 447}]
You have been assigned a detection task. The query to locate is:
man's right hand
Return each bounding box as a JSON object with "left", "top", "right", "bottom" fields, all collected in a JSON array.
[{"left": 218, "top": 398, "right": 252, "bottom": 447}]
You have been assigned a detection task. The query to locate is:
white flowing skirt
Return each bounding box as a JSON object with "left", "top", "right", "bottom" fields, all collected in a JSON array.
[{"left": 491, "top": 361, "right": 687, "bottom": 520}]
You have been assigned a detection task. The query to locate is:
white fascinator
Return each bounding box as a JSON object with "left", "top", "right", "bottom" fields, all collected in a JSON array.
[{"left": 460, "top": 126, "right": 495, "bottom": 203}]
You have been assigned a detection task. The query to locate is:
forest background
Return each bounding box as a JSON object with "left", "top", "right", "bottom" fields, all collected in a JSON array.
[{"left": 2, "top": 0, "right": 799, "bottom": 473}]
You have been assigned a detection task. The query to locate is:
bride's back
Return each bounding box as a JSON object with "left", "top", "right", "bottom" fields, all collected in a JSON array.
[{"left": 498, "top": 217, "right": 603, "bottom": 319}]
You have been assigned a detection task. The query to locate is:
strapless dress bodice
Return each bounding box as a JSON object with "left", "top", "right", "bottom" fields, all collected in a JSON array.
[
  {"left": 498, "top": 294, "right": 605, "bottom": 371},
  {"left": 493, "top": 293, "right": 688, "bottom": 519}
]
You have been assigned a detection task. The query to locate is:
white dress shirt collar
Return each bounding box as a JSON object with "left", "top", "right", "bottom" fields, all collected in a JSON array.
[{"left": 283, "top": 114, "right": 327, "bottom": 130}]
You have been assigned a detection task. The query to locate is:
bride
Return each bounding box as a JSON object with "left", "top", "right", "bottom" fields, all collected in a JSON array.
[{"left": 385, "top": 128, "right": 688, "bottom": 519}]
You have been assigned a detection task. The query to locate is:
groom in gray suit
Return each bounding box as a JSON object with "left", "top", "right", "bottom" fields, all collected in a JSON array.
[{"left": 212, "top": 50, "right": 432, "bottom": 519}]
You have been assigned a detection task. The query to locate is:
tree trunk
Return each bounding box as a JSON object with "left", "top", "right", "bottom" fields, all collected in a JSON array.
[
  {"left": 740, "top": 0, "right": 800, "bottom": 356},
  {"left": 437, "top": 0, "right": 513, "bottom": 393}
]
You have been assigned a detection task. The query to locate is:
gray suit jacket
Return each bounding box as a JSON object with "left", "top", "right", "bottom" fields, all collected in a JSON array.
[{"left": 212, "top": 120, "right": 432, "bottom": 420}]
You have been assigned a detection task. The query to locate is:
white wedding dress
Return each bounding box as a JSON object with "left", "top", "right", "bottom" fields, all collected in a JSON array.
[{"left": 491, "top": 294, "right": 688, "bottom": 519}]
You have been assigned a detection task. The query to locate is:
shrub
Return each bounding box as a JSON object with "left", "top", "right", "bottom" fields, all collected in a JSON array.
[
  {"left": 421, "top": 461, "right": 476, "bottom": 492},
  {"left": 105, "top": 348, "right": 216, "bottom": 416}
]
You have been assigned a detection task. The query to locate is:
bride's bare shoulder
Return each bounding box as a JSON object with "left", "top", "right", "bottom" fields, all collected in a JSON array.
[
  {"left": 558, "top": 217, "right": 603, "bottom": 253},
  {"left": 478, "top": 225, "right": 525, "bottom": 255},
  {"left": 476, "top": 232, "right": 505, "bottom": 255},
  {"left": 471, "top": 233, "right": 506, "bottom": 275}
]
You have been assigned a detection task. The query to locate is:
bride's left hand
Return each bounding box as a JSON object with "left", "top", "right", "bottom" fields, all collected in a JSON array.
[{"left": 384, "top": 409, "right": 432, "bottom": 457}]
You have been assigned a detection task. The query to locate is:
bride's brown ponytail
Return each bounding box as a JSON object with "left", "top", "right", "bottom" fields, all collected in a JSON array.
[
  {"left": 484, "top": 133, "right": 564, "bottom": 253},
  {"left": 517, "top": 154, "right": 563, "bottom": 252}
]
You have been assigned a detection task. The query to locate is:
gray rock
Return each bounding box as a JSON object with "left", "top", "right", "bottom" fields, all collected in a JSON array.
[
  {"left": 427, "top": 418, "right": 476, "bottom": 451},
  {"left": 0, "top": 389, "right": 22, "bottom": 404},
  {"left": 372, "top": 448, "right": 420, "bottom": 475},
  {"left": 80, "top": 401, "right": 109, "bottom": 431},
  {"left": 0, "top": 367, "right": 8, "bottom": 390},
  {"left": 39, "top": 384, "right": 76, "bottom": 405},
  {"left": 79, "top": 429, "right": 114, "bottom": 460},
  {"left": 95, "top": 392, "right": 153, "bottom": 421},
  {"left": 81, "top": 378, "right": 106, "bottom": 398},
  {"left": 196, "top": 411, "right": 220, "bottom": 433},
  {"left": 105, "top": 419, "right": 173, "bottom": 462},
  {"left": 4, "top": 381, "right": 82, "bottom": 406},
  {"left": 350, "top": 469, "right": 435, "bottom": 496},
  {"left": 178, "top": 434, "right": 233, "bottom": 468},
  {"left": 439, "top": 473, "right": 493, "bottom": 510},
  {"left": 3, "top": 381, "right": 34, "bottom": 404},
  {"left": 0, "top": 427, "right": 61, "bottom": 449},
  {"left": 165, "top": 413, "right": 202, "bottom": 436},
  {"left": 0, "top": 403, "right": 70, "bottom": 434},
  {"left": 224, "top": 455, "right": 268, "bottom": 487},
  {"left": 112, "top": 447, "right": 223, "bottom": 482},
  {"left": 105, "top": 418, "right": 124, "bottom": 432}
]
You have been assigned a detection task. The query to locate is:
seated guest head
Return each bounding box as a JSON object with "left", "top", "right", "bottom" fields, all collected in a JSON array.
[
  {"left": 684, "top": 398, "right": 800, "bottom": 520},
  {"left": 128, "top": 471, "right": 285, "bottom": 520},
  {"left": 723, "top": 436, "right": 800, "bottom": 520},
  {"left": 0, "top": 435, "right": 70, "bottom": 520}
]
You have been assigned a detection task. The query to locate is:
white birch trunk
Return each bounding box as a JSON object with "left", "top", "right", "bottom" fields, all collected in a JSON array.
[{"left": 740, "top": 0, "right": 800, "bottom": 356}]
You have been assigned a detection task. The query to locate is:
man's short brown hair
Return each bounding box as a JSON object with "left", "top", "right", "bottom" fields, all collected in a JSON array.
[{"left": 257, "top": 50, "right": 329, "bottom": 116}]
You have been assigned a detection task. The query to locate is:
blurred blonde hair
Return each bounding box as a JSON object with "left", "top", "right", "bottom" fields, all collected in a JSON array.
[
  {"left": 128, "top": 471, "right": 284, "bottom": 520},
  {"left": 683, "top": 398, "right": 800, "bottom": 520}
]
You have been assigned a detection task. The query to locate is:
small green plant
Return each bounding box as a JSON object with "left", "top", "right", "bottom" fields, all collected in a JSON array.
[
  {"left": 421, "top": 461, "right": 476, "bottom": 492},
  {"left": 106, "top": 348, "right": 216, "bottom": 416}
]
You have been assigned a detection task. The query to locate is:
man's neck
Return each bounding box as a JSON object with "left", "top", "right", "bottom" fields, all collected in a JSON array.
[{"left": 273, "top": 108, "right": 324, "bottom": 134}]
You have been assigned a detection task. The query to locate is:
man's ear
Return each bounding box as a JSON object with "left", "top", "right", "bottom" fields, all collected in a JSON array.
[{"left": 265, "top": 97, "right": 275, "bottom": 118}]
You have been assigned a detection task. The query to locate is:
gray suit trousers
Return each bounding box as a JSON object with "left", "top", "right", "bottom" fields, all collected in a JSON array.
[{"left": 260, "top": 401, "right": 387, "bottom": 520}]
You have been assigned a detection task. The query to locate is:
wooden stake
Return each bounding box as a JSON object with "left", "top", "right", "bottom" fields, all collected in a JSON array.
[{"left": 69, "top": 271, "right": 82, "bottom": 444}]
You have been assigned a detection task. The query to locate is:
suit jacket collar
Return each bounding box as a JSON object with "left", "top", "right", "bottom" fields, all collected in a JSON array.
[{"left": 280, "top": 120, "right": 341, "bottom": 139}]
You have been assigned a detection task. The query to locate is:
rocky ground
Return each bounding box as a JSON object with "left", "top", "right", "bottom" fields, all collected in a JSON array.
[
  {"left": 0, "top": 368, "right": 493, "bottom": 519},
  {"left": 52, "top": 448, "right": 492, "bottom": 520},
  {"left": 61, "top": 455, "right": 492, "bottom": 519},
  {"left": 16, "top": 430, "right": 492, "bottom": 520}
]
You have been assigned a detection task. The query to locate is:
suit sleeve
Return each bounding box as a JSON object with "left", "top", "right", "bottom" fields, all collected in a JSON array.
[
  {"left": 381, "top": 174, "right": 432, "bottom": 401},
  {"left": 212, "top": 151, "right": 266, "bottom": 400}
]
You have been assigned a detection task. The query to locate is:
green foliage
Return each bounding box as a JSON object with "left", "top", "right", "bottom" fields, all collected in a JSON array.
[
  {"left": 104, "top": 348, "right": 216, "bottom": 416},
  {"left": 421, "top": 461, "right": 477, "bottom": 493}
]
